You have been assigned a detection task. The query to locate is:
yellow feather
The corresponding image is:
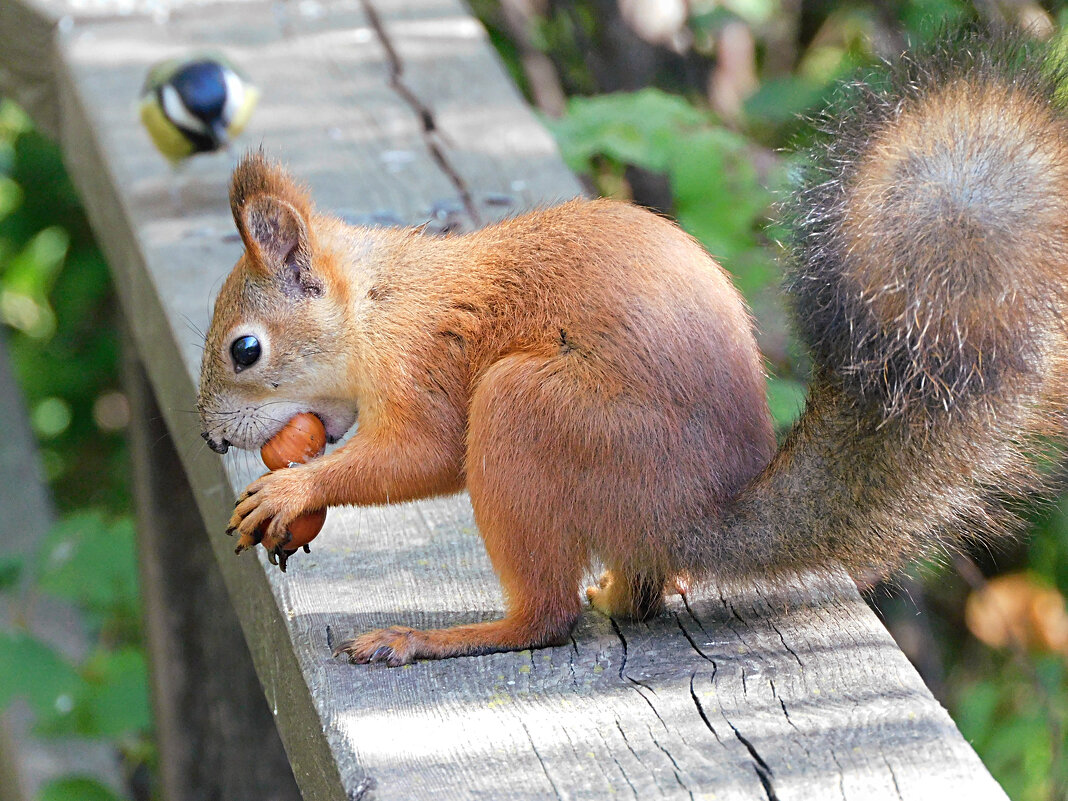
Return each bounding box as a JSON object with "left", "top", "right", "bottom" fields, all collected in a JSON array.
[{"left": 139, "top": 96, "right": 195, "bottom": 162}]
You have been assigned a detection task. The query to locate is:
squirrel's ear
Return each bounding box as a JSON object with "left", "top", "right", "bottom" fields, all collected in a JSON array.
[{"left": 229, "top": 153, "right": 322, "bottom": 297}]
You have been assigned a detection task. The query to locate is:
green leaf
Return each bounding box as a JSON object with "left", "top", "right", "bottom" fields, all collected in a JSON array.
[
  {"left": 0, "top": 176, "right": 21, "bottom": 218},
  {"left": 668, "top": 129, "right": 770, "bottom": 268},
  {"left": 0, "top": 632, "right": 84, "bottom": 718},
  {"left": 36, "top": 776, "right": 126, "bottom": 801},
  {"left": 39, "top": 647, "right": 151, "bottom": 738},
  {"left": 36, "top": 512, "right": 140, "bottom": 626},
  {"left": 547, "top": 89, "right": 706, "bottom": 174},
  {"left": 744, "top": 76, "right": 829, "bottom": 126}
]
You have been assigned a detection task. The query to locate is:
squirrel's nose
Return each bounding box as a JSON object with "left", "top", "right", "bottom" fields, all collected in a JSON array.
[{"left": 201, "top": 431, "right": 231, "bottom": 454}]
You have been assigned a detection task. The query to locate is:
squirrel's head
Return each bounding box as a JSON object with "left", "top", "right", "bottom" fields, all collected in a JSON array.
[{"left": 197, "top": 153, "right": 359, "bottom": 453}]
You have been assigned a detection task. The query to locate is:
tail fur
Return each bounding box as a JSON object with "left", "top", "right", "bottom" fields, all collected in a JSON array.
[{"left": 690, "top": 29, "right": 1068, "bottom": 581}]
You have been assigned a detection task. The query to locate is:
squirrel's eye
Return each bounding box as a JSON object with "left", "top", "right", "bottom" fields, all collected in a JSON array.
[{"left": 230, "top": 335, "right": 261, "bottom": 371}]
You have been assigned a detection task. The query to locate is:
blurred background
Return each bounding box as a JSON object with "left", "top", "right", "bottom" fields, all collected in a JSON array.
[{"left": 1, "top": 0, "right": 1067, "bottom": 799}]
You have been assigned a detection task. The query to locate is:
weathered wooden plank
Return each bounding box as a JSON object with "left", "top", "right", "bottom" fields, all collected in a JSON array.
[{"left": 0, "top": 0, "right": 1010, "bottom": 798}]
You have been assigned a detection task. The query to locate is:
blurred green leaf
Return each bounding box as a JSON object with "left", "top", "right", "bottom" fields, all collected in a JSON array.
[
  {"left": 39, "top": 647, "right": 151, "bottom": 738},
  {"left": 668, "top": 128, "right": 767, "bottom": 262},
  {"left": 0, "top": 632, "right": 84, "bottom": 719},
  {"left": 37, "top": 512, "right": 140, "bottom": 630},
  {"left": 547, "top": 89, "right": 706, "bottom": 174},
  {"left": 743, "top": 77, "right": 828, "bottom": 127},
  {"left": 31, "top": 396, "right": 73, "bottom": 439},
  {"left": 36, "top": 776, "right": 126, "bottom": 801},
  {"left": 0, "top": 176, "right": 21, "bottom": 219},
  {"left": 721, "top": 0, "right": 774, "bottom": 26}
]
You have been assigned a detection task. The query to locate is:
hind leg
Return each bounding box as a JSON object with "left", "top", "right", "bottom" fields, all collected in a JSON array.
[
  {"left": 336, "top": 353, "right": 589, "bottom": 665},
  {"left": 334, "top": 511, "right": 585, "bottom": 666},
  {"left": 587, "top": 568, "right": 666, "bottom": 621}
]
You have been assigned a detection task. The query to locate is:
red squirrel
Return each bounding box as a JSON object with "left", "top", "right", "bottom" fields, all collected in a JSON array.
[{"left": 198, "top": 29, "right": 1068, "bottom": 666}]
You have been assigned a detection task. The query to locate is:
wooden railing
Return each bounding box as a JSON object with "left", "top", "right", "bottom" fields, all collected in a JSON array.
[{"left": 0, "top": 1, "right": 1010, "bottom": 798}]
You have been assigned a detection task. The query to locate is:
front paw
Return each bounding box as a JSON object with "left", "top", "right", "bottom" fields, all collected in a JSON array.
[
  {"left": 228, "top": 467, "right": 321, "bottom": 554},
  {"left": 333, "top": 627, "right": 418, "bottom": 667}
]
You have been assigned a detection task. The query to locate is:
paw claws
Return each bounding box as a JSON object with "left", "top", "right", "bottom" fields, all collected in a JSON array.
[{"left": 371, "top": 645, "right": 393, "bottom": 662}]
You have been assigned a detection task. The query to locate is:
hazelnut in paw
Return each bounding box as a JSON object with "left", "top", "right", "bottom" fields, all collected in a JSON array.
[{"left": 230, "top": 413, "right": 328, "bottom": 568}]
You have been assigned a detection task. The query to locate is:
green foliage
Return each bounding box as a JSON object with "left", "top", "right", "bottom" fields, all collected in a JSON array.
[
  {"left": 0, "top": 632, "right": 83, "bottom": 719},
  {"left": 0, "top": 100, "right": 126, "bottom": 511},
  {"left": 38, "top": 647, "right": 151, "bottom": 739},
  {"left": 550, "top": 89, "right": 706, "bottom": 171},
  {"left": 765, "top": 377, "right": 807, "bottom": 429},
  {"left": 954, "top": 654, "right": 1067, "bottom": 801},
  {"left": 36, "top": 512, "right": 141, "bottom": 641},
  {"left": 1, "top": 511, "right": 149, "bottom": 747},
  {"left": 37, "top": 776, "right": 127, "bottom": 801},
  {"left": 0, "top": 555, "right": 24, "bottom": 591},
  {"left": 1030, "top": 497, "right": 1068, "bottom": 599}
]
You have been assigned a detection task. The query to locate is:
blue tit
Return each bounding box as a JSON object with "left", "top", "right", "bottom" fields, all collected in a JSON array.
[{"left": 139, "top": 55, "right": 259, "bottom": 162}]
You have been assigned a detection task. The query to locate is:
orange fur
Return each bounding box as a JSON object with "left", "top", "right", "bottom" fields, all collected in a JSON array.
[{"left": 198, "top": 158, "right": 774, "bottom": 665}]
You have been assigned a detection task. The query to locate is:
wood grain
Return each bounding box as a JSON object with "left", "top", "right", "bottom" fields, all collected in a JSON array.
[{"left": 0, "top": 0, "right": 1010, "bottom": 798}]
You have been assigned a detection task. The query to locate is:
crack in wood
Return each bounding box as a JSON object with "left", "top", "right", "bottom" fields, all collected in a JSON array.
[
  {"left": 613, "top": 720, "right": 671, "bottom": 799},
  {"left": 673, "top": 612, "right": 715, "bottom": 663},
  {"left": 567, "top": 636, "right": 578, "bottom": 687},
  {"left": 687, "top": 672, "right": 724, "bottom": 744},
  {"left": 768, "top": 679, "right": 809, "bottom": 746},
  {"left": 732, "top": 727, "right": 778, "bottom": 801},
  {"left": 609, "top": 617, "right": 629, "bottom": 681},
  {"left": 519, "top": 719, "right": 564, "bottom": 801},
  {"left": 828, "top": 750, "right": 849, "bottom": 801},
  {"left": 595, "top": 727, "right": 640, "bottom": 799},
  {"left": 358, "top": 0, "right": 481, "bottom": 227},
  {"left": 608, "top": 617, "right": 665, "bottom": 729},
  {"left": 679, "top": 591, "right": 711, "bottom": 638},
  {"left": 751, "top": 763, "right": 780, "bottom": 801},
  {"left": 756, "top": 589, "right": 805, "bottom": 672},
  {"left": 882, "top": 755, "right": 905, "bottom": 801},
  {"left": 561, "top": 724, "right": 615, "bottom": 790},
  {"left": 717, "top": 589, "right": 757, "bottom": 653},
  {"left": 769, "top": 678, "right": 815, "bottom": 767},
  {"left": 649, "top": 727, "right": 696, "bottom": 801},
  {"left": 614, "top": 719, "right": 645, "bottom": 773},
  {"left": 717, "top": 695, "right": 779, "bottom": 801},
  {"left": 609, "top": 753, "right": 641, "bottom": 799}
]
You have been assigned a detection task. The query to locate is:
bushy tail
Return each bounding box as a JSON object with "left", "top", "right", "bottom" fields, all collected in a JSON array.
[{"left": 691, "top": 29, "right": 1068, "bottom": 581}]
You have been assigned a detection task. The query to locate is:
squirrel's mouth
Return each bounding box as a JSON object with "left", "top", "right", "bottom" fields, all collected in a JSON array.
[
  {"left": 202, "top": 431, "right": 231, "bottom": 454},
  {"left": 309, "top": 402, "right": 358, "bottom": 445},
  {"left": 199, "top": 401, "right": 356, "bottom": 453}
]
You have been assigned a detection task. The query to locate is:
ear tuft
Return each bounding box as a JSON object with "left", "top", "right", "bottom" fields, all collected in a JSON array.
[
  {"left": 229, "top": 150, "right": 312, "bottom": 228},
  {"left": 229, "top": 151, "right": 321, "bottom": 297}
]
